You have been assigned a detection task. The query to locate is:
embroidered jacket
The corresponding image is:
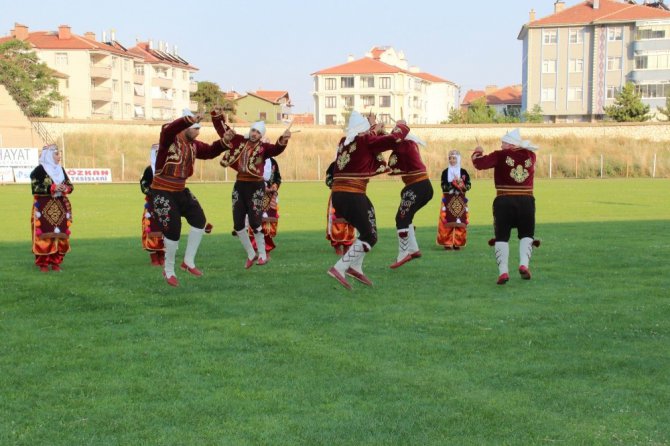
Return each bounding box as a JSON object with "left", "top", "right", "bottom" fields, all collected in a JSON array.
[
  {"left": 212, "top": 114, "right": 287, "bottom": 182},
  {"left": 30, "top": 165, "right": 74, "bottom": 196},
  {"left": 472, "top": 148, "right": 536, "bottom": 195},
  {"left": 152, "top": 116, "right": 226, "bottom": 192}
]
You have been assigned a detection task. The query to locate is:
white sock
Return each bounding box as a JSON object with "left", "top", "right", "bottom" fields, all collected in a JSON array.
[
  {"left": 519, "top": 237, "right": 533, "bottom": 268},
  {"left": 164, "top": 237, "right": 179, "bottom": 278},
  {"left": 495, "top": 242, "right": 509, "bottom": 276},
  {"left": 408, "top": 224, "right": 419, "bottom": 253},
  {"left": 396, "top": 228, "right": 410, "bottom": 261},
  {"left": 236, "top": 229, "right": 256, "bottom": 260},
  {"left": 253, "top": 228, "right": 267, "bottom": 261},
  {"left": 183, "top": 226, "right": 205, "bottom": 268}
]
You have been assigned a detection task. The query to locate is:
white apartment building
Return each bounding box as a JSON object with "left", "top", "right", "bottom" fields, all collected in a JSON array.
[
  {"left": 518, "top": 0, "right": 670, "bottom": 122},
  {"left": 312, "top": 47, "right": 459, "bottom": 125},
  {"left": 1, "top": 23, "right": 198, "bottom": 120}
]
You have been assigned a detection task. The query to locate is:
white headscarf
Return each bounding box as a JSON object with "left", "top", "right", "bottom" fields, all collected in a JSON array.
[
  {"left": 182, "top": 108, "right": 201, "bottom": 129},
  {"left": 447, "top": 149, "right": 462, "bottom": 183},
  {"left": 343, "top": 111, "right": 371, "bottom": 146},
  {"left": 40, "top": 144, "right": 65, "bottom": 184},
  {"left": 247, "top": 121, "right": 266, "bottom": 138},
  {"left": 150, "top": 143, "right": 159, "bottom": 174}
]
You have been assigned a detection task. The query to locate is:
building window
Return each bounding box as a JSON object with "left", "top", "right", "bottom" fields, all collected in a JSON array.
[
  {"left": 379, "top": 114, "right": 392, "bottom": 124},
  {"left": 568, "top": 87, "right": 583, "bottom": 101},
  {"left": 380, "top": 96, "right": 391, "bottom": 108},
  {"left": 380, "top": 77, "right": 391, "bottom": 89},
  {"left": 112, "top": 57, "right": 118, "bottom": 69},
  {"left": 341, "top": 95, "right": 354, "bottom": 108},
  {"left": 259, "top": 112, "right": 267, "bottom": 120},
  {"left": 124, "top": 60, "right": 130, "bottom": 72},
  {"left": 325, "top": 114, "right": 336, "bottom": 125},
  {"left": 568, "top": 59, "right": 584, "bottom": 73},
  {"left": 637, "top": 25, "right": 669, "bottom": 40},
  {"left": 325, "top": 96, "right": 337, "bottom": 108},
  {"left": 606, "top": 86, "right": 621, "bottom": 99},
  {"left": 182, "top": 90, "right": 187, "bottom": 100},
  {"left": 55, "top": 52, "right": 68, "bottom": 66},
  {"left": 607, "top": 27, "right": 623, "bottom": 41},
  {"left": 569, "top": 28, "right": 584, "bottom": 44},
  {"left": 635, "top": 52, "right": 670, "bottom": 70},
  {"left": 543, "top": 30, "right": 557, "bottom": 45},
  {"left": 361, "top": 95, "right": 375, "bottom": 107},
  {"left": 542, "top": 59, "right": 557, "bottom": 73},
  {"left": 124, "top": 81, "right": 131, "bottom": 95},
  {"left": 112, "top": 102, "right": 120, "bottom": 114},
  {"left": 541, "top": 88, "right": 556, "bottom": 101},
  {"left": 341, "top": 76, "right": 354, "bottom": 88},
  {"left": 635, "top": 83, "right": 670, "bottom": 98},
  {"left": 135, "top": 65, "right": 144, "bottom": 76},
  {"left": 607, "top": 57, "right": 622, "bottom": 71},
  {"left": 124, "top": 103, "right": 131, "bottom": 115},
  {"left": 325, "top": 78, "right": 336, "bottom": 90},
  {"left": 360, "top": 76, "right": 374, "bottom": 88},
  {"left": 112, "top": 80, "right": 119, "bottom": 92}
]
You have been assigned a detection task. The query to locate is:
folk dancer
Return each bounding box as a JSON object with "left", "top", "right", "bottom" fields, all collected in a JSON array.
[
  {"left": 212, "top": 108, "right": 291, "bottom": 268},
  {"left": 249, "top": 157, "right": 282, "bottom": 255},
  {"left": 325, "top": 159, "right": 355, "bottom": 256},
  {"left": 387, "top": 126, "right": 434, "bottom": 268},
  {"left": 472, "top": 129, "right": 540, "bottom": 285},
  {"left": 436, "top": 150, "right": 471, "bottom": 250},
  {"left": 327, "top": 111, "right": 410, "bottom": 289},
  {"left": 140, "top": 144, "right": 165, "bottom": 266},
  {"left": 30, "top": 144, "right": 74, "bottom": 272},
  {"left": 150, "top": 109, "right": 227, "bottom": 287}
]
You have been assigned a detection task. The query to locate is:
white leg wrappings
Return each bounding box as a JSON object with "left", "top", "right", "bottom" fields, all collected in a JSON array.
[
  {"left": 253, "top": 228, "right": 267, "bottom": 261},
  {"left": 183, "top": 226, "right": 204, "bottom": 268},
  {"left": 164, "top": 238, "right": 179, "bottom": 278},
  {"left": 335, "top": 239, "right": 366, "bottom": 275},
  {"left": 408, "top": 224, "right": 420, "bottom": 254},
  {"left": 519, "top": 237, "right": 533, "bottom": 268},
  {"left": 396, "top": 228, "right": 411, "bottom": 262},
  {"left": 495, "top": 242, "right": 509, "bottom": 276},
  {"left": 236, "top": 230, "right": 256, "bottom": 260}
]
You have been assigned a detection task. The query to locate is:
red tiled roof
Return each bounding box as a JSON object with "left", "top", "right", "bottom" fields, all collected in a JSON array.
[
  {"left": 128, "top": 42, "right": 197, "bottom": 70},
  {"left": 462, "top": 86, "right": 522, "bottom": 106},
  {"left": 370, "top": 47, "right": 387, "bottom": 60},
  {"left": 0, "top": 30, "right": 132, "bottom": 57},
  {"left": 312, "top": 57, "right": 454, "bottom": 84},
  {"left": 529, "top": 0, "right": 670, "bottom": 27},
  {"left": 254, "top": 90, "right": 289, "bottom": 103}
]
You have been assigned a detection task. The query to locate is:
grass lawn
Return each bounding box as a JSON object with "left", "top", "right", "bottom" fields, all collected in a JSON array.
[{"left": 1, "top": 178, "right": 669, "bottom": 445}]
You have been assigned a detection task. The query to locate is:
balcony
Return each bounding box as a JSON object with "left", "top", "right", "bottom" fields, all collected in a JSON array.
[
  {"left": 134, "top": 95, "right": 145, "bottom": 106},
  {"left": 630, "top": 68, "right": 670, "bottom": 82},
  {"left": 152, "top": 98, "right": 172, "bottom": 108},
  {"left": 90, "top": 87, "right": 112, "bottom": 102},
  {"left": 152, "top": 77, "right": 173, "bottom": 88},
  {"left": 90, "top": 65, "right": 112, "bottom": 79},
  {"left": 189, "top": 81, "right": 198, "bottom": 92},
  {"left": 633, "top": 39, "right": 670, "bottom": 53},
  {"left": 134, "top": 73, "right": 145, "bottom": 84}
]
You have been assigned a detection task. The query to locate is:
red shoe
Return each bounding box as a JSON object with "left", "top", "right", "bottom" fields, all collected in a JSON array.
[
  {"left": 497, "top": 273, "right": 510, "bottom": 285},
  {"left": 180, "top": 262, "right": 203, "bottom": 277},
  {"left": 487, "top": 238, "right": 496, "bottom": 247},
  {"left": 327, "top": 267, "right": 352, "bottom": 290},
  {"left": 163, "top": 271, "right": 179, "bottom": 287},
  {"left": 346, "top": 268, "right": 373, "bottom": 286},
  {"left": 150, "top": 253, "right": 161, "bottom": 266},
  {"left": 257, "top": 256, "right": 268, "bottom": 266},
  {"left": 39, "top": 265, "right": 49, "bottom": 273},
  {"left": 444, "top": 246, "right": 453, "bottom": 250},
  {"left": 51, "top": 264, "right": 61, "bottom": 272},
  {"left": 532, "top": 239, "right": 541, "bottom": 248},
  {"left": 245, "top": 256, "right": 258, "bottom": 269},
  {"left": 453, "top": 246, "right": 461, "bottom": 251},
  {"left": 390, "top": 254, "right": 413, "bottom": 269},
  {"left": 410, "top": 250, "right": 422, "bottom": 259},
  {"left": 519, "top": 266, "right": 531, "bottom": 280}
]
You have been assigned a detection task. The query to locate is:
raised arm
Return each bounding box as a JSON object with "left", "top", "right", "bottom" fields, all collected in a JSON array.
[
  {"left": 471, "top": 147, "right": 499, "bottom": 170},
  {"left": 159, "top": 116, "right": 198, "bottom": 147}
]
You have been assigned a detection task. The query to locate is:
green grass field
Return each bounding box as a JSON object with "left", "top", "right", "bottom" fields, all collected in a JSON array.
[{"left": 1, "top": 179, "right": 669, "bottom": 445}]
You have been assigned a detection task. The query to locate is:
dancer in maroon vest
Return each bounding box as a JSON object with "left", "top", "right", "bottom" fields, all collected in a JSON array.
[
  {"left": 472, "top": 129, "right": 540, "bottom": 285},
  {"left": 327, "top": 111, "right": 409, "bottom": 289}
]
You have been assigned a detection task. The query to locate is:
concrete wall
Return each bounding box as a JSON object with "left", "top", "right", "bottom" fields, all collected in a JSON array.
[{"left": 0, "top": 85, "right": 46, "bottom": 147}]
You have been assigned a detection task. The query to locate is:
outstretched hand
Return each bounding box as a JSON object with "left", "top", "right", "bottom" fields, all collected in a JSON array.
[{"left": 223, "top": 127, "right": 236, "bottom": 143}]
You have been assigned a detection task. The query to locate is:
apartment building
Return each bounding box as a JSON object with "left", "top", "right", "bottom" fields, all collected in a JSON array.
[
  {"left": 312, "top": 47, "right": 459, "bottom": 125},
  {"left": 518, "top": 0, "right": 670, "bottom": 122},
  {"left": 1, "top": 23, "right": 198, "bottom": 120}
]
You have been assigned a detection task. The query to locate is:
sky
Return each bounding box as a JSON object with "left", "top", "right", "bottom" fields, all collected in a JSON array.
[{"left": 2, "top": 0, "right": 558, "bottom": 113}]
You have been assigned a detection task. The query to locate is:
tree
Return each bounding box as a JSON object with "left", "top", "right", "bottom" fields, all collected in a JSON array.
[
  {"left": 522, "top": 104, "right": 544, "bottom": 123},
  {"left": 657, "top": 95, "right": 670, "bottom": 122},
  {"left": 466, "top": 97, "right": 497, "bottom": 123},
  {"left": 604, "top": 82, "right": 650, "bottom": 122},
  {"left": 0, "top": 39, "right": 62, "bottom": 117},
  {"left": 191, "top": 81, "right": 235, "bottom": 121},
  {"left": 446, "top": 107, "right": 467, "bottom": 124}
]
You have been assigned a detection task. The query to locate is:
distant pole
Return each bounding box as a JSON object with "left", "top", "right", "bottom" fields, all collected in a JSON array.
[
  {"left": 575, "top": 155, "right": 579, "bottom": 178},
  {"left": 317, "top": 155, "right": 321, "bottom": 181},
  {"left": 653, "top": 153, "right": 657, "bottom": 178},
  {"left": 121, "top": 153, "right": 125, "bottom": 182},
  {"left": 600, "top": 154, "right": 603, "bottom": 179},
  {"left": 61, "top": 134, "right": 66, "bottom": 167},
  {"left": 549, "top": 154, "right": 552, "bottom": 179}
]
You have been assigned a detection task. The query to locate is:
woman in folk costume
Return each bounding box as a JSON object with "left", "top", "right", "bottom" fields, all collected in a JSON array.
[
  {"left": 472, "top": 129, "right": 540, "bottom": 285},
  {"left": 327, "top": 111, "right": 410, "bottom": 290},
  {"left": 437, "top": 150, "right": 471, "bottom": 250},
  {"left": 30, "top": 144, "right": 74, "bottom": 272},
  {"left": 249, "top": 157, "right": 282, "bottom": 255},
  {"left": 151, "top": 109, "right": 228, "bottom": 287},
  {"left": 212, "top": 107, "right": 291, "bottom": 268},
  {"left": 325, "top": 157, "right": 355, "bottom": 256},
  {"left": 140, "top": 144, "right": 165, "bottom": 266},
  {"left": 387, "top": 129, "right": 434, "bottom": 268}
]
